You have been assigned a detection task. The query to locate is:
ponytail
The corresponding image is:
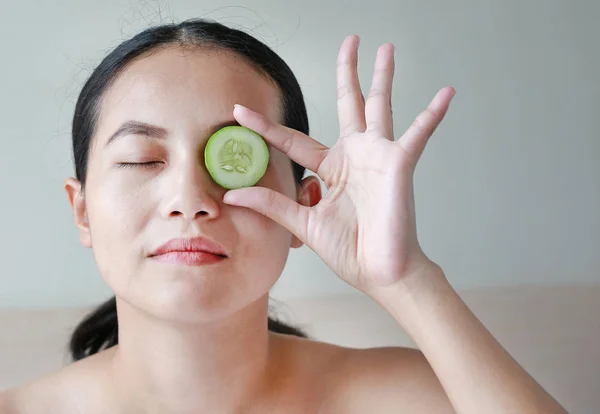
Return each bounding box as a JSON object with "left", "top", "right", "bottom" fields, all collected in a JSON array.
[{"left": 69, "top": 296, "right": 307, "bottom": 361}]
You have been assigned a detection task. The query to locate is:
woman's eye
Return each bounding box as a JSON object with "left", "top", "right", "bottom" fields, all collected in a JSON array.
[{"left": 116, "top": 162, "right": 163, "bottom": 169}]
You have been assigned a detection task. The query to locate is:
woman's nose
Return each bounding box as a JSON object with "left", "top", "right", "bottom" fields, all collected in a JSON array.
[{"left": 160, "top": 162, "right": 221, "bottom": 221}]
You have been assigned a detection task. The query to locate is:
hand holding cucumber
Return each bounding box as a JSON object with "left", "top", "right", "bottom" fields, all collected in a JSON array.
[{"left": 221, "top": 35, "right": 456, "bottom": 295}]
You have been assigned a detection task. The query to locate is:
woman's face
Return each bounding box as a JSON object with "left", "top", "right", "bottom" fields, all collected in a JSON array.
[{"left": 66, "top": 46, "right": 309, "bottom": 322}]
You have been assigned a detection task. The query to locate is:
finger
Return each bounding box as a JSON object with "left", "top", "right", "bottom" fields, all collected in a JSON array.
[
  {"left": 365, "top": 43, "right": 395, "bottom": 139},
  {"left": 397, "top": 87, "right": 455, "bottom": 161},
  {"left": 233, "top": 104, "right": 329, "bottom": 177},
  {"left": 337, "top": 35, "right": 366, "bottom": 136},
  {"left": 223, "top": 186, "right": 310, "bottom": 245}
]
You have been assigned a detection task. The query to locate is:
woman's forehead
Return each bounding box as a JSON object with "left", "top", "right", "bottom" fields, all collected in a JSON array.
[{"left": 95, "top": 46, "right": 281, "bottom": 144}]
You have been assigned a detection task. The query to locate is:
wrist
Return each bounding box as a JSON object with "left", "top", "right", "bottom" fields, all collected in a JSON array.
[{"left": 368, "top": 261, "right": 453, "bottom": 319}]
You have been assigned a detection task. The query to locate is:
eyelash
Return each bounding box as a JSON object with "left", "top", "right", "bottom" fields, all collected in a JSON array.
[{"left": 116, "top": 162, "right": 163, "bottom": 169}]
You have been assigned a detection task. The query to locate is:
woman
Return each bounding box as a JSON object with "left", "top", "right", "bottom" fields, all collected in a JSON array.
[{"left": 0, "top": 19, "right": 566, "bottom": 413}]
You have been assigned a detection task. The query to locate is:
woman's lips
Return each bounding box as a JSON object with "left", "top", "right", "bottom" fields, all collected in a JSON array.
[
  {"left": 150, "top": 251, "right": 227, "bottom": 266},
  {"left": 149, "top": 237, "right": 229, "bottom": 266}
]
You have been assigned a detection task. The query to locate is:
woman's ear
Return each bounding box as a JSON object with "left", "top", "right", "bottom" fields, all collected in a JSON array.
[
  {"left": 64, "top": 177, "right": 92, "bottom": 248},
  {"left": 291, "top": 175, "right": 322, "bottom": 249}
]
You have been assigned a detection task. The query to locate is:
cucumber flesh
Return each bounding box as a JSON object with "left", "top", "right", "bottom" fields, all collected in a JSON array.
[{"left": 204, "top": 126, "right": 269, "bottom": 190}]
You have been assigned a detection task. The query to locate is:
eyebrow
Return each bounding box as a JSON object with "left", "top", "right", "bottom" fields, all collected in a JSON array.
[{"left": 105, "top": 119, "right": 242, "bottom": 147}]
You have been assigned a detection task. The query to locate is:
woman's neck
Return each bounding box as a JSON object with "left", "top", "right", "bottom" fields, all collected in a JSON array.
[{"left": 107, "top": 295, "right": 283, "bottom": 414}]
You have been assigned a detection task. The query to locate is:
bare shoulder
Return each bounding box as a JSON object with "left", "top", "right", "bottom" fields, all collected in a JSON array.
[
  {"left": 283, "top": 335, "right": 454, "bottom": 414},
  {"left": 0, "top": 370, "right": 67, "bottom": 414},
  {"left": 0, "top": 390, "right": 13, "bottom": 414},
  {"left": 0, "top": 350, "right": 115, "bottom": 414},
  {"left": 334, "top": 345, "right": 455, "bottom": 413}
]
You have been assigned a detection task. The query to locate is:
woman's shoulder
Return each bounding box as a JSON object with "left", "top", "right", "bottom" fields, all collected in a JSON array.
[
  {"left": 281, "top": 334, "right": 452, "bottom": 413},
  {"left": 279, "top": 331, "right": 431, "bottom": 381},
  {"left": 1, "top": 375, "right": 62, "bottom": 414},
  {"left": 1, "top": 370, "right": 65, "bottom": 413},
  {"left": 0, "top": 349, "right": 115, "bottom": 414}
]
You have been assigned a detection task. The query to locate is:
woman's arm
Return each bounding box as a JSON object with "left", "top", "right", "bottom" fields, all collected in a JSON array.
[{"left": 371, "top": 263, "right": 568, "bottom": 414}]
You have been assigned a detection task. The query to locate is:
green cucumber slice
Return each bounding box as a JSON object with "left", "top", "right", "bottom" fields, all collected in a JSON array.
[{"left": 204, "top": 126, "right": 269, "bottom": 190}]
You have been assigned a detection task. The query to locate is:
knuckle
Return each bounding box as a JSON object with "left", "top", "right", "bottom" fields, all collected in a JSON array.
[
  {"left": 281, "top": 129, "right": 295, "bottom": 155},
  {"left": 340, "top": 122, "right": 358, "bottom": 137},
  {"left": 337, "top": 83, "right": 357, "bottom": 100},
  {"left": 267, "top": 189, "right": 278, "bottom": 208},
  {"left": 366, "top": 120, "right": 383, "bottom": 133},
  {"left": 411, "top": 114, "right": 427, "bottom": 132},
  {"left": 367, "top": 87, "right": 389, "bottom": 99},
  {"left": 336, "top": 56, "right": 354, "bottom": 68},
  {"left": 410, "top": 108, "right": 439, "bottom": 134},
  {"left": 424, "top": 107, "right": 439, "bottom": 120},
  {"left": 264, "top": 121, "right": 276, "bottom": 139}
]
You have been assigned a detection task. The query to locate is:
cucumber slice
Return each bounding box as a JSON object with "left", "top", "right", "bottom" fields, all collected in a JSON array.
[{"left": 204, "top": 126, "right": 270, "bottom": 190}]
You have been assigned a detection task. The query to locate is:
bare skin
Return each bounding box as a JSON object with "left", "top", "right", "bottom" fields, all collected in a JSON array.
[{"left": 1, "top": 334, "right": 452, "bottom": 414}]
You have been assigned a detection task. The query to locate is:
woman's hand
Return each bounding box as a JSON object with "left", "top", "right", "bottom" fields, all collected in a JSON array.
[
  {"left": 223, "top": 35, "right": 455, "bottom": 296},
  {"left": 224, "top": 40, "right": 569, "bottom": 413}
]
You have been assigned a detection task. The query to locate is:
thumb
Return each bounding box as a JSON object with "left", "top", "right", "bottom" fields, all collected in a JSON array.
[{"left": 223, "top": 186, "right": 309, "bottom": 244}]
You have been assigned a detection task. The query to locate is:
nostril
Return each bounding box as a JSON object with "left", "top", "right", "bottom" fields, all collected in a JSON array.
[{"left": 167, "top": 209, "right": 214, "bottom": 219}]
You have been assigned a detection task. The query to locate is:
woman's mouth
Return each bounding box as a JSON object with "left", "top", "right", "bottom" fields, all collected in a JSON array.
[
  {"left": 150, "top": 251, "right": 227, "bottom": 266},
  {"left": 149, "top": 236, "right": 229, "bottom": 266}
]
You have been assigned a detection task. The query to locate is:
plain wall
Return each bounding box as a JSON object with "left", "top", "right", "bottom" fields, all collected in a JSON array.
[{"left": 0, "top": 0, "right": 598, "bottom": 308}]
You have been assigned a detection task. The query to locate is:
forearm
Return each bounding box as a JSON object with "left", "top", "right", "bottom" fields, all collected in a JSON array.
[{"left": 373, "top": 265, "right": 567, "bottom": 414}]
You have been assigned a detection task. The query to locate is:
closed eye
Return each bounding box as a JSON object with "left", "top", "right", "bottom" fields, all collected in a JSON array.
[{"left": 116, "top": 162, "right": 163, "bottom": 169}]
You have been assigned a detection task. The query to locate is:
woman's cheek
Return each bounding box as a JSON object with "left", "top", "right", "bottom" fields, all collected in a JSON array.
[{"left": 231, "top": 207, "right": 292, "bottom": 258}]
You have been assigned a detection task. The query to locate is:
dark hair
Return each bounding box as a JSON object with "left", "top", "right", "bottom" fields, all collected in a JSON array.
[{"left": 69, "top": 18, "right": 309, "bottom": 362}]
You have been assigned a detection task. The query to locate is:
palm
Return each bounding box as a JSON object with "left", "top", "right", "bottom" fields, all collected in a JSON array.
[
  {"left": 225, "top": 35, "right": 455, "bottom": 294},
  {"left": 306, "top": 131, "right": 418, "bottom": 292}
]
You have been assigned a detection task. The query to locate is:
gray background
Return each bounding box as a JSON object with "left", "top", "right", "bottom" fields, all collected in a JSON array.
[{"left": 0, "top": 0, "right": 598, "bottom": 308}]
